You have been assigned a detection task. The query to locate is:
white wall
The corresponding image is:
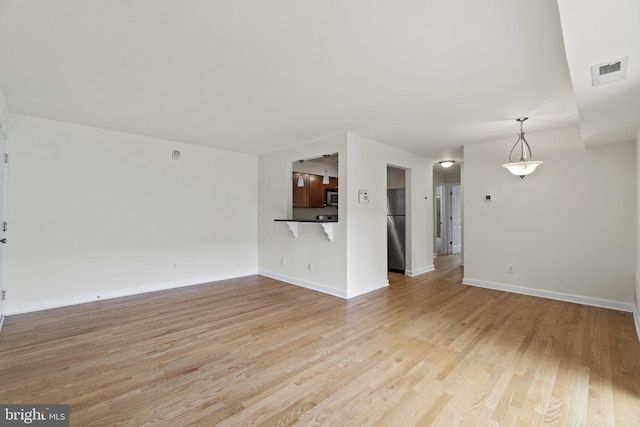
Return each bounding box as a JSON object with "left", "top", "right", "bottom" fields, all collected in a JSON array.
[
  {"left": 637, "top": 126, "right": 640, "bottom": 315},
  {"left": 258, "top": 134, "right": 349, "bottom": 297},
  {"left": 433, "top": 169, "right": 461, "bottom": 184},
  {"left": 345, "top": 133, "right": 434, "bottom": 296},
  {"left": 258, "top": 132, "right": 434, "bottom": 299},
  {"left": 0, "top": 84, "right": 8, "bottom": 125},
  {"left": 6, "top": 114, "right": 258, "bottom": 314},
  {"left": 464, "top": 125, "right": 636, "bottom": 308},
  {"left": 387, "top": 166, "right": 405, "bottom": 189}
]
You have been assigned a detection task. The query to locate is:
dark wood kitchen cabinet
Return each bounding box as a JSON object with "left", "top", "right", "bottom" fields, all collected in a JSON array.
[
  {"left": 308, "top": 174, "right": 324, "bottom": 207},
  {"left": 292, "top": 173, "right": 309, "bottom": 207},
  {"left": 326, "top": 176, "right": 338, "bottom": 190},
  {"left": 292, "top": 173, "right": 338, "bottom": 208}
]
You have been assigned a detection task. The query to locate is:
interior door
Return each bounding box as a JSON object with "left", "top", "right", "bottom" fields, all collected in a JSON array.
[
  {"left": 0, "top": 123, "right": 6, "bottom": 326},
  {"left": 450, "top": 185, "right": 462, "bottom": 254}
]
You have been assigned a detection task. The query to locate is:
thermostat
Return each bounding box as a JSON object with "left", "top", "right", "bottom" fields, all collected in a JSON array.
[{"left": 359, "top": 190, "right": 370, "bottom": 203}]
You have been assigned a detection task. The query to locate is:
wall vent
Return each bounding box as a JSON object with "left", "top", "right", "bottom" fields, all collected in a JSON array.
[{"left": 591, "top": 57, "right": 628, "bottom": 86}]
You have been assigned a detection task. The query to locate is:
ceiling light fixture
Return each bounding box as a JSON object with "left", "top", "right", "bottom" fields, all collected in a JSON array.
[
  {"left": 502, "top": 117, "right": 542, "bottom": 179},
  {"left": 439, "top": 160, "right": 455, "bottom": 168}
]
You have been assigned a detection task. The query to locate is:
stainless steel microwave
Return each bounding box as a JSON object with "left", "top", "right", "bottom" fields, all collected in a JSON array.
[{"left": 326, "top": 189, "right": 338, "bottom": 206}]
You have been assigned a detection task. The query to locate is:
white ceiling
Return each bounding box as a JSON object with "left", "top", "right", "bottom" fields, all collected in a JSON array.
[
  {"left": 0, "top": 1, "right": 636, "bottom": 160},
  {"left": 557, "top": 0, "right": 640, "bottom": 148}
]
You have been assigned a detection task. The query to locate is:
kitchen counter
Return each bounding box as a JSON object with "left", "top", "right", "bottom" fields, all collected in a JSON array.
[{"left": 274, "top": 219, "right": 338, "bottom": 241}]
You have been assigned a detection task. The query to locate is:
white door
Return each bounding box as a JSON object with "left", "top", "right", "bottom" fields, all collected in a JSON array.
[
  {"left": 0, "top": 123, "right": 6, "bottom": 326},
  {"left": 450, "top": 185, "right": 462, "bottom": 254}
]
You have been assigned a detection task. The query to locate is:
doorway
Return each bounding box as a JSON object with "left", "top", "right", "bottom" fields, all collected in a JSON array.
[
  {"left": 434, "top": 182, "right": 462, "bottom": 256},
  {"left": 450, "top": 184, "right": 462, "bottom": 254},
  {"left": 387, "top": 166, "right": 406, "bottom": 273}
]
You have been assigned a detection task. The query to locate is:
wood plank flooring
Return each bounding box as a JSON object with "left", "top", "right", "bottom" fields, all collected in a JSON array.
[{"left": 1, "top": 255, "right": 639, "bottom": 426}]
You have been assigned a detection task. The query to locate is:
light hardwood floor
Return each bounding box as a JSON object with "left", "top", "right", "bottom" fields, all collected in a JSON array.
[{"left": 1, "top": 255, "right": 639, "bottom": 426}]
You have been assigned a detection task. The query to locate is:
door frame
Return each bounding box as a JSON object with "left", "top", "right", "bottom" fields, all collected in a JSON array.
[
  {"left": 449, "top": 184, "right": 462, "bottom": 254},
  {"left": 0, "top": 121, "right": 6, "bottom": 330},
  {"left": 440, "top": 183, "right": 461, "bottom": 255}
]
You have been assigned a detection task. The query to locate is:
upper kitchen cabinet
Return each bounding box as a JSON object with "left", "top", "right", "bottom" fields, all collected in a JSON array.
[
  {"left": 292, "top": 172, "right": 337, "bottom": 208},
  {"left": 326, "top": 176, "right": 338, "bottom": 190},
  {"left": 309, "top": 174, "right": 325, "bottom": 207},
  {"left": 292, "top": 173, "right": 309, "bottom": 207}
]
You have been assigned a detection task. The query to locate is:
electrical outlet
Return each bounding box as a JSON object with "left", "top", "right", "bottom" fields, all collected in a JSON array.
[
  {"left": 281, "top": 257, "right": 286, "bottom": 265},
  {"left": 308, "top": 263, "right": 313, "bottom": 271},
  {"left": 508, "top": 265, "right": 514, "bottom": 274}
]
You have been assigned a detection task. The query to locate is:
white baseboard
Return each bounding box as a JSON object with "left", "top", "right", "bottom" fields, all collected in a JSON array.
[
  {"left": 259, "top": 270, "right": 348, "bottom": 299},
  {"left": 258, "top": 271, "right": 390, "bottom": 299},
  {"left": 406, "top": 264, "right": 435, "bottom": 277},
  {"left": 346, "top": 280, "right": 389, "bottom": 299},
  {"left": 6, "top": 271, "right": 257, "bottom": 315},
  {"left": 462, "top": 277, "right": 637, "bottom": 313}
]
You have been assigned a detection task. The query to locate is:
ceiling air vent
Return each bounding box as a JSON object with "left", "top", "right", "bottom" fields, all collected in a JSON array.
[{"left": 591, "top": 57, "right": 628, "bottom": 86}]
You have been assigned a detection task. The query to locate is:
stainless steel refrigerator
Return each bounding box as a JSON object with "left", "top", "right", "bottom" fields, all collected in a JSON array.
[{"left": 387, "top": 188, "right": 406, "bottom": 273}]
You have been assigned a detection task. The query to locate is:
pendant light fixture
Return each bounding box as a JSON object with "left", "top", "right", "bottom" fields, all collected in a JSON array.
[
  {"left": 322, "top": 154, "right": 330, "bottom": 184},
  {"left": 297, "top": 160, "right": 304, "bottom": 187},
  {"left": 502, "top": 117, "right": 542, "bottom": 179}
]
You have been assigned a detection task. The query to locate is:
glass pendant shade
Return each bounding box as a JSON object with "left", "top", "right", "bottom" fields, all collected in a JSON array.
[
  {"left": 502, "top": 160, "right": 542, "bottom": 177},
  {"left": 297, "top": 174, "right": 304, "bottom": 187},
  {"left": 322, "top": 154, "right": 330, "bottom": 184},
  {"left": 502, "top": 117, "right": 542, "bottom": 179}
]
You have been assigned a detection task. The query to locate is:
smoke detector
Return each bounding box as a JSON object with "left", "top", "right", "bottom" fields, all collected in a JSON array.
[{"left": 591, "top": 57, "right": 628, "bottom": 86}]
